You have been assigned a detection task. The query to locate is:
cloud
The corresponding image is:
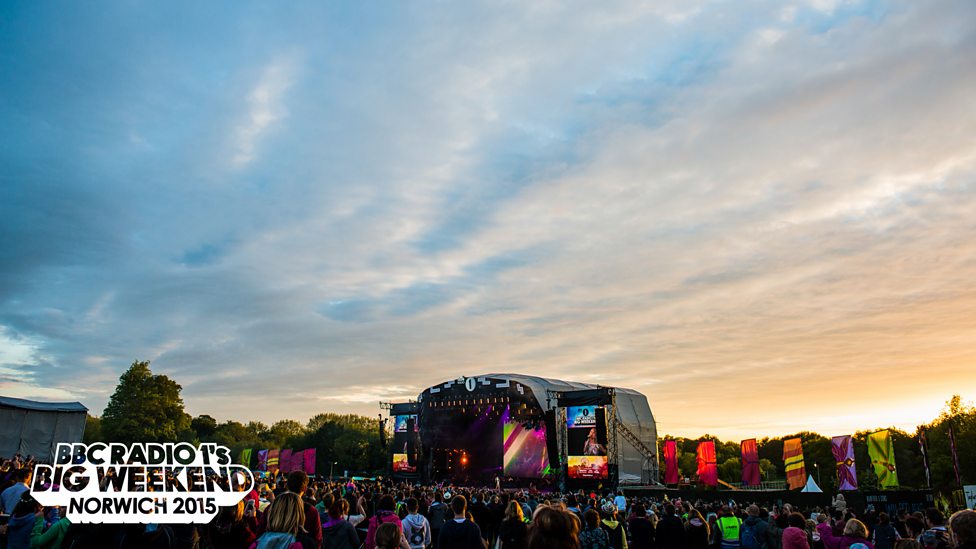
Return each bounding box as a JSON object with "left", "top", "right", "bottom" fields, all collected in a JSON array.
[{"left": 0, "top": 0, "right": 974, "bottom": 438}]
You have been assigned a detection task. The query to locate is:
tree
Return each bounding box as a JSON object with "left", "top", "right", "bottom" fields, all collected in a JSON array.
[
  {"left": 191, "top": 414, "right": 218, "bottom": 440},
  {"left": 82, "top": 415, "right": 103, "bottom": 444},
  {"left": 101, "top": 360, "right": 191, "bottom": 443}
]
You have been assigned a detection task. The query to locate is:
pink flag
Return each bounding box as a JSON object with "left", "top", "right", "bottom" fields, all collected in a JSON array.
[
  {"left": 741, "top": 439, "right": 761, "bottom": 486},
  {"left": 663, "top": 440, "right": 679, "bottom": 484},
  {"left": 303, "top": 448, "right": 317, "bottom": 474},
  {"left": 291, "top": 450, "right": 305, "bottom": 474},
  {"left": 280, "top": 449, "right": 293, "bottom": 473},
  {"left": 697, "top": 440, "right": 718, "bottom": 486}
]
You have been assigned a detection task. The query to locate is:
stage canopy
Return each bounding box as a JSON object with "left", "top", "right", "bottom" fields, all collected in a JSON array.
[{"left": 0, "top": 396, "right": 88, "bottom": 461}]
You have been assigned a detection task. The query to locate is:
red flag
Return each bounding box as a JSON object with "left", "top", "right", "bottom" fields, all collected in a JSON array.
[
  {"left": 696, "top": 440, "right": 718, "bottom": 486},
  {"left": 783, "top": 438, "right": 806, "bottom": 490},
  {"left": 949, "top": 425, "right": 962, "bottom": 486},
  {"left": 741, "top": 439, "right": 760, "bottom": 486},
  {"left": 663, "top": 440, "right": 679, "bottom": 484},
  {"left": 304, "top": 448, "right": 317, "bottom": 474}
]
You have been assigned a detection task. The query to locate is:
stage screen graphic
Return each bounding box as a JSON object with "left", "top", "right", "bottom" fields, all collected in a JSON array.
[
  {"left": 567, "top": 405, "right": 608, "bottom": 479},
  {"left": 394, "top": 415, "right": 418, "bottom": 432},
  {"left": 567, "top": 406, "right": 597, "bottom": 429},
  {"left": 568, "top": 456, "right": 609, "bottom": 479},
  {"left": 503, "top": 420, "right": 549, "bottom": 478},
  {"left": 393, "top": 453, "right": 416, "bottom": 473}
]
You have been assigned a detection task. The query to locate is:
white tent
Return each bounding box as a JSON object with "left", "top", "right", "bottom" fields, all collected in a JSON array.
[
  {"left": 0, "top": 396, "right": 87, "bottom": 461},
  {"left": 801, "top": 474, "right": 823, "bottom": 493}
]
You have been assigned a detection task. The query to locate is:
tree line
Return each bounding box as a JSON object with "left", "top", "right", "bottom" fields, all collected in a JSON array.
[
  {"left": 660, "top": 395, "right": 974, "bottom": 491},
  {"left": 83, "top": 360, "right": 387, "bottom": 475},
  {"left": 83, "top": 360, "right": 972, "bottom": 487}
]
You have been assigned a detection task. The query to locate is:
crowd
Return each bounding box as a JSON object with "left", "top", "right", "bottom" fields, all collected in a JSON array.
[{"left": 2, "top": 455, "right": 975, "bottom": 549}]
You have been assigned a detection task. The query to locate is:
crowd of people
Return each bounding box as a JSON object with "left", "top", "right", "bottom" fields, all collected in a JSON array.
[{"left": 2, "top": 455, "right": 975, "bottom": 549}]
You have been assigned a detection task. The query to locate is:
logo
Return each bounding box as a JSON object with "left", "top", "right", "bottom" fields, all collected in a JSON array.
[
  {"left": 32, "top": 443, "right": 253, "bottom": 524},
  {"left": 465, "top": 377, "right": 477, "bottom": 392}
]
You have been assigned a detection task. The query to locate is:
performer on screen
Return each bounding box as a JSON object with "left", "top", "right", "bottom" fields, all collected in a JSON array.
[{"left": 583, "top": 427, "right": 606, "bottom": 455}]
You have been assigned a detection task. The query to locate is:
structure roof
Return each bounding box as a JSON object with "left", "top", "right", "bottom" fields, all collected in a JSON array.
[{"left": 0, "top": 396, "right": 88, "bottom": 413}]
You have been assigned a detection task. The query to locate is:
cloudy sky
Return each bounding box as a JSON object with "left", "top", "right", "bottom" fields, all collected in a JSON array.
[{"left": 2, "top": 0, "right": 974, "bottom": 441}]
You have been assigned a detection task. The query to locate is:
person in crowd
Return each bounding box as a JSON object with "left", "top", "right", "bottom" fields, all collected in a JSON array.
[
  {"left": 208, "top": 500, "right": 258, "bottom": 549},
  {"left": 873, "top": 513, "right": 899, "bottom": 549},
  {"left": 367, "top": 495, "right": 408, "bottom": 549},
  {"left": 782, "top": 513, "right": 810, "bottom": 549},
  {"left": 403, "top": 497, "right": 432, "bottom": 549},
  {"left": 30, "top": 505, "right": 71, "bottom": 549},
  {"left": 251, "top": 492, "right": 316, "bottom": 549},
  {"left": 818, "top": 517, "right": 875, "bottom": 549},
  {"left": 580, "top": 509, "right": 610, "bottom": 549},
  {"left": 284, "top": 471, "right": 323, "bottom": 548},
  {"left": 323, "top": 498, "right": 360, "bottom": 549},
  {"left": 527, "top": 506, "right": 579, "bottom": 549},
  {"left": 0, "top": 468, "right": 32, "bottom": 514},
  {"left": 614, "top": 492, "right": 628, "bottom": 515},
  {"left": 428, "top": 491, "right": 449, "bottom": 549},
  {"left": 378, "top": 523, "right": 408, "bottom": 549},
  {"left": 600, "top": 503, "right": 628, "bottom": 549},
  {"left": 709, "top": 513, "right": 724, "bottom": 549},
  {"left": 439, "top": 495, "right": 486, "bottom": 549},
  {"left": 717, "top": 506, "right": 743, "bottom": 549},
  {"left": 921, "top": 509, "right": 950, "bottom": 549},
  {"left": 894, "top": 541, "right": 921, "bottom": 549},
  {"left": 657, "top": 503, "right": 687, "bottom": 549},
  {"left": 906, "top": 518, "right": 926, "bottom": 543},
  {"left": 741, "top": 505, "right": 769, "bottom": 549},
  {"left": 687, "top": 508, "right": 711, "bottom": 549},
  {"left": 629, "top": 504, "right": 656, "bottom": 549},
  {"left": 948, "top": 510, "right": 976, "bottom": 549},
  {"left": 498, "top": 500, "right": 529, "bottom": 549},
  {"left": 6, "top": 493, "right": 42, "bottom": 549}
]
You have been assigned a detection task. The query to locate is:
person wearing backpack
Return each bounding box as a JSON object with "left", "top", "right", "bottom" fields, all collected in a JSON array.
[
  {"left": 742, "top": 505, "right": 769, "bottom": 549},
  {"left": 427, "top": 492, "right": 449, "bottom": 549},
  {"left": 600, "top": 503, "right": 628, "bottom": 549},
  {"left": 579, "top": 509, "right": 610, "bottom": 549}
]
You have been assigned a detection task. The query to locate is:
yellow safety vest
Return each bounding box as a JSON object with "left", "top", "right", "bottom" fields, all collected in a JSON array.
[{"left": 717, "top": 516, "right": 742, "bottom": 541}]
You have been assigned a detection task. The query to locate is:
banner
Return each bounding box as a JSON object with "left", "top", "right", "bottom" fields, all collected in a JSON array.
[
  {"left": 950, "top": 425, "right": 962, "bottom": 486},
  {"left": 240, "top": 448, "right": 253, "bottom": 469},
  {"left": 256, "top": 449, "right": 268, "bottom": 471},
  {"left": 783, "top": 438, "right": 806, "bottom": 490},
  {"left": 919, "top": 431, "right": 932, "bottom": 488},
  {"left": 303, "top": 448, "right": 316, "bottom": 474},
  {"left": 741, "top": 439, "right": 760, "bottom": 486},
  {"left": 267, "top": 449, "right": 280, "bottom": 474},
  {"left": 292, "top": 450, "right": 305, "bottom": 474},
  {"left": 280, "top": 449, "right": 293, "bottom": 473},
  {"left": 831, "top": 435, "right": 857, "bottom": 491},
  {"left": 663, "top": 439, "right": 679, "bottom": 484},
  {"left": 696, "top": 440, "right": 717, "bottom": 486},
  {"left": 867, "top": 430, "right": 899, "bottom": 488}
]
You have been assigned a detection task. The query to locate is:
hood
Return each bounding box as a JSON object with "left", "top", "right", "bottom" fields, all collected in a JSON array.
[
  {"left": 256, "top": 531, "right": 297, "bottom": 549},
  {"left": 784, "top": 527, "right": 808, "bottom": 544},
  {"left": 745, "top": 516, "right": 764, "bottom": 526},
  {"left": 9, "top": 513, "right": 36, "bottom": 528},
  {"left": 323, "top": 517, "right": 347, "bottom": 530},
  {"left": 403, "top": 514, "right": 426, "bottom": 526},
  {"left": 602, "top": 519, "right": 620, "bottom": 529}
]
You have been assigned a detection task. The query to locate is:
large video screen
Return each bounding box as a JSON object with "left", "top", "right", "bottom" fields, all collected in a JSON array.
[
  {"left": 568, "top": 455, "right": 609, "bottom": 479},
  {"left": 566, "top": 405, "right": 608, "bottom": 479},
  {"left": 392, "top": 453, "right": 416, "bottom": 473},
  {"left": 394, "top": 415, "right": 418, "bottom": 432},
  {"left": 503, "top": 420, "right": 549, "bottom": 478}
]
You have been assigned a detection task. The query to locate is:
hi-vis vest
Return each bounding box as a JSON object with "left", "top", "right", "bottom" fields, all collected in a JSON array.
[{"left": 717, "top": 516, "right": 742, "bottom": 541}]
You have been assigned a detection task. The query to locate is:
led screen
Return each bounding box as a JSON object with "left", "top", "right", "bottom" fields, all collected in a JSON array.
[
  {"left": 392, "top": 453, "right": 416, "bottom": 473},
  {"left": 394, "top": 415, "right": 417, "bottom": 432},
  {"left": 568, "top": 455, "right": 609, "bottom": 479},
  {"left": 503, "top": 421, "right": 549, "bottom": 478}
]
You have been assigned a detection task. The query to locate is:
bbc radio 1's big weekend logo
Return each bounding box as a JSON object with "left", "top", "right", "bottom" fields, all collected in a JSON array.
[{"left": 31, "top": 443, "right": 254, "bottom": 523}]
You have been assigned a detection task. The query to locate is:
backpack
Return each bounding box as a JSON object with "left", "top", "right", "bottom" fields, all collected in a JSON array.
[
  {"left": 427, "top": 502, "right": 447, "bottom": 530},
  {"left": 741, "top": 521, "right": 760, "bottom": 549},
  {"left": 580, "top": 528, "right": 610, "bottom": 549}
]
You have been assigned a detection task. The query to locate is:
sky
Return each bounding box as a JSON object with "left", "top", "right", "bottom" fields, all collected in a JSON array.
[{"left": 1, "top": 0, "right": 974, "bottom": 441}]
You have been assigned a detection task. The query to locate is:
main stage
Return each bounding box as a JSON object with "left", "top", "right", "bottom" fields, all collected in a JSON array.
[{"left": 385, "top": 374, "right": 659, "bottom": 489}]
